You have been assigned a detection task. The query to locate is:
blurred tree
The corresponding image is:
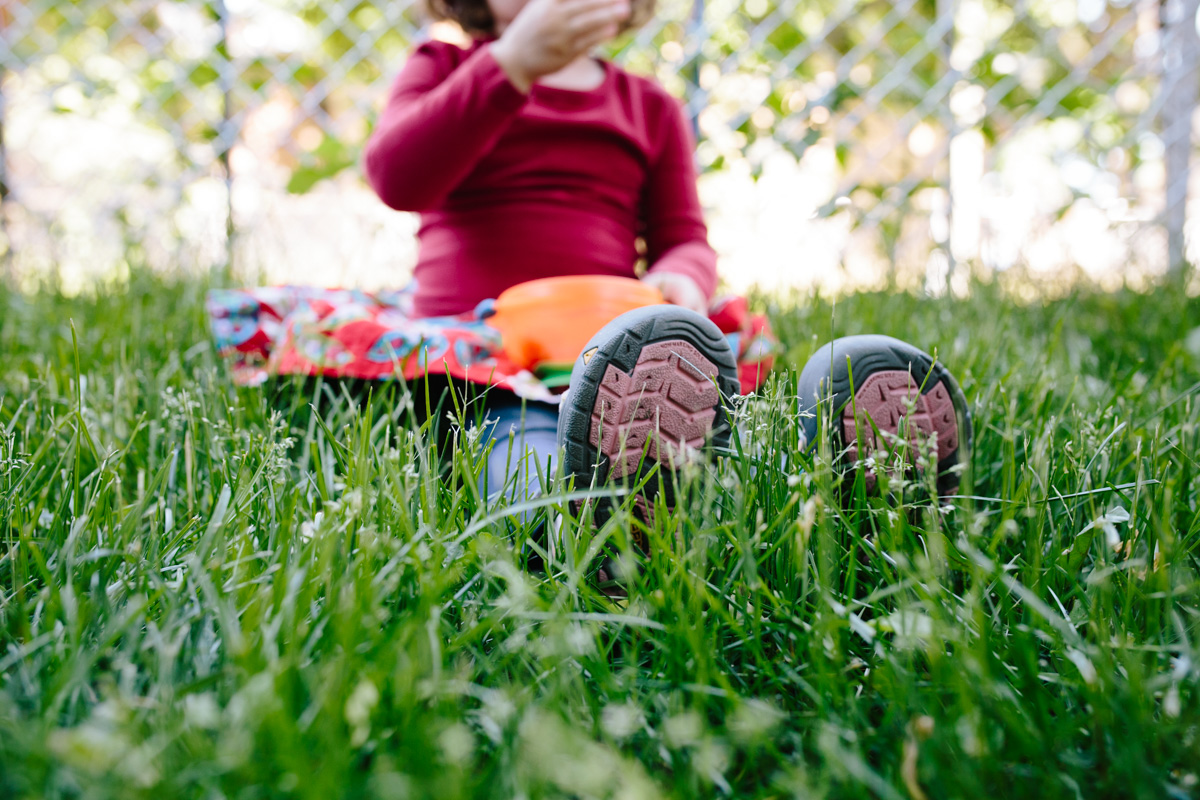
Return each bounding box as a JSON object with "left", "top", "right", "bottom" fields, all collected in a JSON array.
[{"left": 0, "top": 0, "right": 1190, "bottom": 280}]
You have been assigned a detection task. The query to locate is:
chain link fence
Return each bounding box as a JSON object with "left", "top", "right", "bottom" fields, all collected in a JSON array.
[{"left": 1, "top": 0, "right": 1197, "bottom": 294}]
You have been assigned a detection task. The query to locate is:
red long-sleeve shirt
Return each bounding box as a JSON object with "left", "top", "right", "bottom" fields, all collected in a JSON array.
[{"left": 363, "top": 38, "right": 718, "bottom": 317}]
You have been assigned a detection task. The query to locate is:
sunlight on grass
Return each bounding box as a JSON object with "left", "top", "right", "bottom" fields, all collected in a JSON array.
[{"left": 1, "top": 272, "right": 1198, "bottom": 798}]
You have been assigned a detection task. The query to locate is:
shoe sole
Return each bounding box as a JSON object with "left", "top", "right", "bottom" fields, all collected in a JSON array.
[
  {"left": 558, "top": 305, "right": 740, "bottom": 538},
  {"left": 797, "top": 334, "right": 971, "bottom": 497}
]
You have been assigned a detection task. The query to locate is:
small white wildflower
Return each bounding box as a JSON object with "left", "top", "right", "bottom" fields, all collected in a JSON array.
[
  {"left": 956, "top": 715, "right": 983, "bottom": 756},
  {"left": 475, "top": 690, "right": 515, "bottom": 744},
  {"left": 693, "top": 739, "right": 731, "bottom": 791},
  {"left": 563, "top": 623, "right": 594, "bottom": 656},
  {"left": 728, "top": 699, "right": 784, "bottom": 743},
  {"left": 663, "top": 711, "right": 703, "bottom": 749},
  {"left": 502, "top": 626, "right": 531, "bottom": 654},
  {"left": 345, "top": 679, "right": 380, "bottom": 747},
  {"left": 1164, "top": 684, "right": 1181, "bottom": 718},
  {"left": 48, "top": 718, "right": 127, "bottom": 775},
  {"left": 117, "top": 743, "right": 161, "bottom": 787},
  {"left": 439, "top": 723, "right": 475, "bottom": 764},
  {"left": 299, "top": 511, "right": 324, "bottom": 542},
  {"left": 464, "top": 418, "right": 493, "bottom": 447},
  {"left": 184, "top": 693, "right": 220, "bottom": 729},
  {"left": 877, "top": 610, "right": 935, "bottom": 650},
  {"left": 601, "top": 703, "right": 644, "bottom": 740}
]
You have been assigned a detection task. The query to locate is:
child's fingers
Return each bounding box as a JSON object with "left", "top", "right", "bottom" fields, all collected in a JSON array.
[
  {"left": 560, "top": 0, "right": 630, "bottom": 16},
  {"left": 566, "top": 6, "right": 625, "bottom": 37},
  {"left": 571, "top": 22, "right": 620, "bottom": 51},
  {"left": 560, "top": 0, "right": 630, "bottom": 28}
]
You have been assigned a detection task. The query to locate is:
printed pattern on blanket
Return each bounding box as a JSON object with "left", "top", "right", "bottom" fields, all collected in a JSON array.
[{"left": 207, "top": 285, "right": 776, "bottom": 401}]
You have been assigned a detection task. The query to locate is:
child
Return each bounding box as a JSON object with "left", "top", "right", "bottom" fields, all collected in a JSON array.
[
  {"left": 363, "top": 0, "right": 714, "bottom": 319},
  {"left": 208, "top": 0, "right": 971, "bottom": 586},
  {"left": 360, "top": 0, "right": 736, "bottom": 518},
  {"left": 358, "top": 0, "right": 972, "bottom": 550}
]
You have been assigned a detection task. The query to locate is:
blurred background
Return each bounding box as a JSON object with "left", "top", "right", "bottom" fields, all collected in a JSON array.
[{"left": 1, "top": 0, "right": 1197, "bottom": 297}]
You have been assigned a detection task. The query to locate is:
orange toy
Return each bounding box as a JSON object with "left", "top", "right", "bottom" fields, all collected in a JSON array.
[{"left": 489, "top": 276, "right": 665, "bottom": 375}]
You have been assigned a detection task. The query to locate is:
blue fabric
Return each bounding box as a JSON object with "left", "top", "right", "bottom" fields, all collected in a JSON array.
[{"left": 475, "top": 401, "right": 560, "bottom": 518}]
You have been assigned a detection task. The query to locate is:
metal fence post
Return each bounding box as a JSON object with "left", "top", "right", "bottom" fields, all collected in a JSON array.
[
  {"left": 1161, "top": 0, "right": 1199, "bottom": 276},
  {"left": 0, "top": 0, "right": 9, "bottom": 277},
  {"left": 215, "top": 0, "right": 236, "bottom": 279},
  {"left": 0, "top": 65, "right": 9, "bottom": 276},
  {"left": 686, "top": 0, "right": 705, "bottom": 142},
  {"left": 938, "top": 0, "right": 957, "bottom": 288}
]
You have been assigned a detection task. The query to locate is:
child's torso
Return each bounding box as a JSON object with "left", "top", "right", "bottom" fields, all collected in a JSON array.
[{"left": 412, "top": 45, "right": 674, "bottom": 317}]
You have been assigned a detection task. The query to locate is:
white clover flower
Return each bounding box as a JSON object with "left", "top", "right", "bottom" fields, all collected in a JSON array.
[
  {"left": 184, "top": 693, "right": 221, "bottom": 730},
  {"left": 663, "top": 710, "right": 703, "bottom": 749},
  {"left": 439, "top": 723, "right": 475, "bottom": 764},
  {"left": 601, "top": 703, "right": 645, "bottom": 740},
  {"left": 299, "top": 511, "right": 324, "bottom": 542},
  {"left": 563, "top": 623, "right": 595, "bottom": 656},
  {"left": 345, "top": 679, "right": 380, "bottom": 747},
  {"left": 728, "top": 699, "right": 784, "bottom": 743},
  {"left": 693, "top": 739, "right": 730, "bottom": 791}
]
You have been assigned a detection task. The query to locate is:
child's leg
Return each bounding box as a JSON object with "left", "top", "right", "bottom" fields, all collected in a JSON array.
[
  {"left": 796, "top": 334, "right": 971, "bottom": 497},
  {"left": 475, "top": 396, "right": 560, "bottom": 516},
  {"left": 557, "top": 306, "right": 739, "bottom": 593},
  {"left": 558, "top": 305, "right": 740, "bottom": 527}
]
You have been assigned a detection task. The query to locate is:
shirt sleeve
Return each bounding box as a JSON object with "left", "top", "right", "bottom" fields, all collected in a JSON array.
[
  {"left": 641, "top": 94, "right": 718, "bottom": 300},
  {"left": 363, "top": 41, "right": 529, "bottom": 211}
]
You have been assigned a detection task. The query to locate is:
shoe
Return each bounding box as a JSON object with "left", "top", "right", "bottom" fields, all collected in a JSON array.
[
  {"left": 557, "top": 305, "right": 740, "bottom": 584},
  {"left": 796, "top": 334, "right": 971, "bottom": 497}
]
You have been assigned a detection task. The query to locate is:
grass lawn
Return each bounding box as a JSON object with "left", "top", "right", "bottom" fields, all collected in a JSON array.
[{"left": 1, "top": 272, "right": 1198, "bottom": 799}]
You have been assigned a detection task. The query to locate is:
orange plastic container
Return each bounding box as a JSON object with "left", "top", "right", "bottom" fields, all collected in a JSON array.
[{"left": 489, "top": 275, "right": 665, "bottom": 372}]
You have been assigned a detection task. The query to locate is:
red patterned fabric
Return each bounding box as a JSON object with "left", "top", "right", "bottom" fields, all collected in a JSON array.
[{"left": 207, "top": 285, "right": 775, "bottom": 402}]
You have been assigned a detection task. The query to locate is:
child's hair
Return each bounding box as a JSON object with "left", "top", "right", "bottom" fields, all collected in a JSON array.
[{"left": 425, "top": 0, "right": 656, "bottom": 37}]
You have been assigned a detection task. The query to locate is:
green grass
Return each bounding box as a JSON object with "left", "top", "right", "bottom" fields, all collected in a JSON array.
[{"left": 1, "top": 271, "right": 1199, "bottom": 799}]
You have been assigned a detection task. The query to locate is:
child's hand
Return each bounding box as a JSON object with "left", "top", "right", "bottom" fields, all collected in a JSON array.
[
  {"left": 642, "top": 272, "right": 708, "bottom": 315},
  {"left": 491, "top": 0, "right": 631, "bottom": 93}
]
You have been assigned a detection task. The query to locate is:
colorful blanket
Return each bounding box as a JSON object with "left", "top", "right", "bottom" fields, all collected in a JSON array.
[{"left": 207, "top": 285, "right": 776, "bottom": 403}]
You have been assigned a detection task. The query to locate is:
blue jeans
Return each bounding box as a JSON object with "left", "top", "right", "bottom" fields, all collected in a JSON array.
[{"left": 474, "top": 398, "right": 560, "bottom": 518}]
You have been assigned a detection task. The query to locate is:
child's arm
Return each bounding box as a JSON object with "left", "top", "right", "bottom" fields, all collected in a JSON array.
[
  {"left": 641, "top": 96, "right": 718, "bottom": 314},
  {"left": 365, "top": 0, "right": 629, "bottom": 211},
  {"left": 364, "top": 43, "right": 528, "bottom": 211}
]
